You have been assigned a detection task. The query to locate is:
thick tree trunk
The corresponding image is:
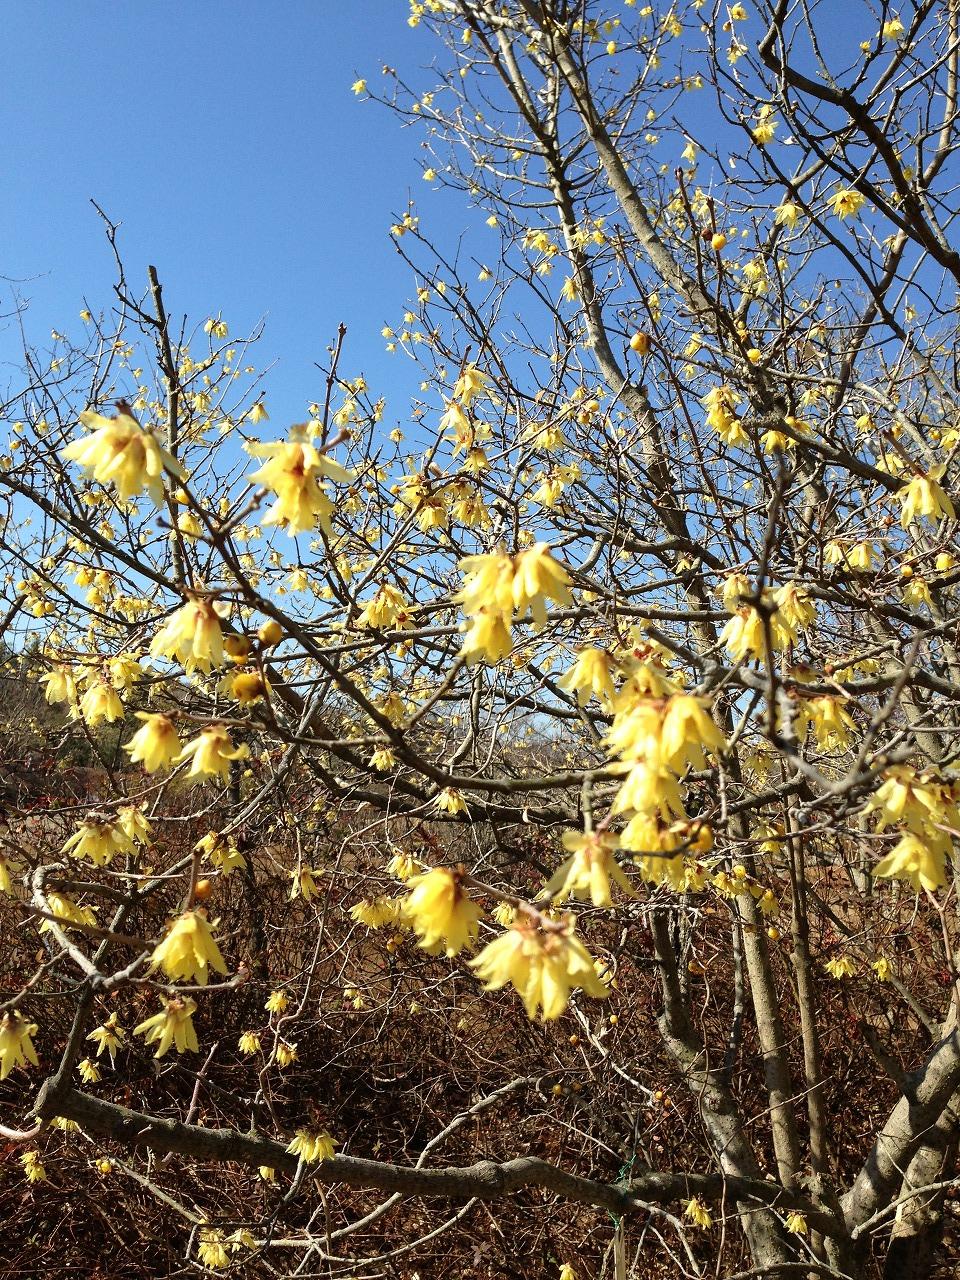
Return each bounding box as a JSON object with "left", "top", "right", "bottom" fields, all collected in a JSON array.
[{"left": 882, "top": 1094, "right": 958, "bottom": 1280}]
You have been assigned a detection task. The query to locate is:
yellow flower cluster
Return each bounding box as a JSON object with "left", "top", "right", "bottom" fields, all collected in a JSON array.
[
  {"left": 703, "top": 385, "right": 745, "bottom": 446},
  {"left": 719, "top": 582, "right": 815, "bottom": 663},
  {"left": 286, "top": 1129, "right": 338, "bottom": 1163},
  {"left": 62, "top": 810, "right": 150, "bottom": 866},
  {"left": 868, "top": 767, "right": 959, "bottom": 892},
  {"left": 457, "top": 543, "right": 573, "bottom": 664},
  {"left": 150, "top": 598, "right": 225, "bottom": 673}
]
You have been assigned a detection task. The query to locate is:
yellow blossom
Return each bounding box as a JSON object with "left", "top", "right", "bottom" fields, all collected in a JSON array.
[
  {"left": 150, "top": 598, "right": 225, "bottom": 673},
  {"left": 246, "top": 429, "right": 352, "bottom": 536},
  {"left": 899, "top": 472, "right": 955, "bottom": 527},
  {"left": 286, "top": 1129, "right": 338, "bottom": 1163},
  {"left": 543, "top": 830, "right": 633, "bottom": 907},
  {"left": 124, "top": 712, "right": 182, "bottom": 772},
  {"left": 21, "top": 1150, "right": 46, "bottom": 1183},
  {"left": 470, "top": 920, "right": 609, "bottom": 1021},
  {"left": 829, "top": 188, "right": 866, "bottom": 220},
  {"left": 404, "top": 867, "right": 483, "bottom": 955},
  {"left": 134, "top": 996, "right": 199, "bottom": 1057},
  {"left": 78, "top": 680, "right": 124, "bottom": 725},
  {"left": 62, "top": 409, "right": 184, "bottom": 504},
  {"left": 684, "top": 1197, "right": 712, "bottom": 1229},
  {"left": 557, "top": 647, "right": 616, "bottom": 708},
  {"left": 176, "top": 726, "right": 250, "bottom": 784},
  {"left": 86, "top": 1012, "right": 125, "bottom": 1060},
  {"left": 238, "top": 1031, "right": 261, "bottom": 1056},
  {"left": 873, "top": 832, "right": 948, "bottom": 892},
  {"left": 150, "top": 910, "right": 228, "bottom": 985},
  {"left": 0, "top": 1010, "right": 39, "bottom": 1079}
]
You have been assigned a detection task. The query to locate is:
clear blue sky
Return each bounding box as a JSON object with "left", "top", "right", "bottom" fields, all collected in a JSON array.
[{"left": 0, "top": 2, "right": 432, "bottom": 420}]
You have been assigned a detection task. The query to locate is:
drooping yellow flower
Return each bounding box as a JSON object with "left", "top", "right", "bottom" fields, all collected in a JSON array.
[
  {"left": 824, "top": 954, "right": 857, "bottom": 979},
  {"left": 703, "top": 385, "right": 745, "bottom": 445},
  {"left": 286, "top": 1129, "right": 338, "bottom": 1163},
  {"left": 512, "top": 543, "right": 574, "bottom": 625},
  {"left": 246, "top": 429, "right": 352, "bottom": 536},
  {"left": 238, "top": 1031, "right": 261, "bottom": 1056},
  {"left": 784, "top": 1211, "right": 807, "bottom": 1235},
  {"left": 290, "top": 865, "right": 323, "bottom": 901},
  {"left": 873, "top": 832, "right": 948, "bottom": 892},
  {"left": 124, "top": 712, "right": 183, "bottom": 772},
  {"left": 543, "top": 830, "right": 633, "bottom": 907},
  {"left": 228, "top": 670, "right": 269, "bottom": 704},
  {"left": 21, "top": 1150, "right": 46, "bottom": 1183},
  {"left": 62, "top": 409, "right": 185, "bottom": 504},
  {"left": 40, "top": 665, "right": 77, "bottom": 706},
  {"left": 197, "top": 1228, "right": 230, "bottom": 1270},
  {"left": 78, "top": 680, "right": 124, "bottom": 725},
  {"left": 460, "top": 607, "right": 513, "bottom": 664},
  {"left": 898, "top": 472, "right": 955, "bottom": 527},
  {"left": 434, "top": 787, "right": 467, "bottom": 815},
  {"left": 659, "top": 695, "right": 727, "bottom": 771},
  {"left": 557, "top": 647, "right": 616, "bottom": 708},
  {"left": 829, "top": 187, "right": 866, "bottom": 220},
  {"left": 684, "top": 1197, "right": 713, "bottom": 1229},
  {"left": 774, "top": 198, "right": 800, "bottom": 229},
  {"left": 150, "top": 910, "right": 228, "bottom": 986},
  {"left": 453, "top": 364, "right": 491, "bottom": 406},
  {"left": 150, "top": 598, "right": 225, "bottom": 673},
  {"left": 77, "top": 1057, "right": 101, "bottom": 1083},
  {"left": 871, "top": 955, "right": 892, "bottom": 981},
  {"left": 404, "top": 867, "right": 483, "bottom": 956},
  {"left": 176, "top": 726, "right": 250, "bottom": 784},
  {"left": 804, "top": 695, "right": 856, "bottom": 751},
  {"left": 612, "top": 761, "right": 687, "bottom": 821},
  {"left": 265, "top": 990, "right": 289, "bottom": 1014},
  {"left": 356, "top": 583, "right": 409, "bottom": 629},
  {"left": 456, "top": 552, "right": 516, "bottom": 616},
  {"left": 86, "top": 1012, "right": 125, "bottom": 1060},
  {"left": 350, "top": 896, "right": 405, "bottom": 928},
  {"left": 61, "top": 819, "right": 130, "bottom": 867},
  {"left": 134, "top": 996, "right": 199, "bottom": 1057},
  {"left": 0, "top": 1010, "right": 39, "bottom": 1079},
  {"left": 470, "top": 920, "right": 609, "bottom": 1021},
  {"left": 39, "top": 892, "right": 97, "bottom": 935}
]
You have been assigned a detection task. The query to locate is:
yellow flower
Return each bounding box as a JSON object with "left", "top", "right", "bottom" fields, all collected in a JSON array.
[
  {"left": 871, "top": 955, "right": 892, "bottom": 982},
  {"left": 470, "top": 920, "right": 609, "bottom": 1021},
  {"left": 356, "top": 583, "right": 409, "bottom": 629},
  {"left": 899, "top": 472, "right": 955, "bottom": 527},
  {"left": 246, "top": 429, "right": 352, "bottom": 536},
  {"left": 21, "top": 1150, "right": 46, "bottom": 1183},
  {"left": 176, "top": 726, "right": 250, "bottom": 784},
  {"left": 62, "top": 409, "right": 184, "bottom": 504},
  {"left": 612, "top": 762, "right": 687, "bottom": 822},
  {"left": 805, "top": 695, "right": 856, "bottom": 751},
  {"left": 434, "top": 787, "right": 467, "bottom": 815},
  {"left": 784, "top": 1211, "right": 807, "bottom": 1234},
  {"left": 351, "top": 77, "right": 367, "bottom": 94},
  {"left": 40, "top": 665, "right": 77, "bottom": 705},
  {"left": 291, "top": 865, "right": 323, "bottom": 901},
  {"left": 228, "top": 670, "right": 269, "bottom": 704},
  {"left": 460, "top": 607, "right": 513, "bottom": 664},
  {"left": 0, "top": 1010, "right": 39, "bottom": 1079},
  {"left": 265, "top": 990, "right": 289, "bottom": 1014},
  {"left": 78, "top": 680, "right": 124, "bottom": 725},
  {"left": 197, "top": 1228, "right": 230, "bottom": 1270},
  {"left": 61, "top": 819, "right": 129, "bottom": 867},
  {"left": 369, "top": 746, "right": 396, "bottom": 771},
  {"left": 873, "top": 832, "right": 948, "bottom": 892},
  {"left": 150, "top": 598, "right": 225, "bottom": 673},
  {"left": 684, "top": 1196, "right": 712, "bottom": 1229},
  {"left": 544, "top": 830, "right": 633, "bottom": 907},
  {"left": 557, "top": 647, "right": 616, "bottom": 708},
  {"left": 659, "top": 695, "right": 727, "bottom": 771},
  {"left": 274, "top": 1040, "right": 298, "bottom": 1067},
  {"left": 829, "top": 187, "right": 866, "bottom": 220},
  {"left": 39, "top": 892, "right": 97, "bottom": 935},
  {"left": 404, "top": 867, "right": 483, "bottom": 956},
  {"left": 134, "top": 996, "right": 199, "bottom": 1057},
  {"left": 124, "top": 712, "right": 183, "bottom": 772},
  {"left": 286, "top": 1129, "right": 338, "bottom": 1163},
  {"left": 238, "top": 1031, "right": 261, "bottom": 1056},
  {"left": 512, "top": 543, "right": 574, "bottom": 625},
  {"left": 150, "top": 910, "right": 228, "bottom": 985},
  {"left": 453, "top": 364, "right": 490, "bottom": 406},
  {"left": 824, "top": 955, "right": 857, "bottom": 979},
  {"left": 77, "top": 1057, "right": 101, "bottom": 1083},
  {"left": 774, "top": 198, "right": 800, "bottom": 229},
  {"left": 86, "top": 1012, "right": 125, "bottom": 1060}
]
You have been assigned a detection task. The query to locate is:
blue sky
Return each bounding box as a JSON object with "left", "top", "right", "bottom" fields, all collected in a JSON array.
[{"left": 0, "top": 2, "right": 434, "bottom": 421}]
